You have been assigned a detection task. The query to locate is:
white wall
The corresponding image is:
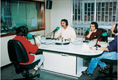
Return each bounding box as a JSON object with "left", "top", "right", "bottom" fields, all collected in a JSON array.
[
  {"left": 50, "top": 0, "right": 72, "bottom": 31},
  {"left": 45, "top": 1, "right": 51, "bottom": 36},
  {"left": 37, "top": 0, "right": 73, "bottom": 36}
]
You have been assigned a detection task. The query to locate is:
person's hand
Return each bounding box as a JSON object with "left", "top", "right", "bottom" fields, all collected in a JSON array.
[
  {"left": 67, "top": 38, "right": 71, "bottom": 41},
  {"left": 115, "top": 33, "right": 118, "bottom": 35},
  {"left": 90, "top": 29, "right": 94, "bottom": 34},
  {"left": 36, "top": 43, "right": 40, "bottom": 47},
  {"left": 93, "top": 39, "right": 97, "bottom": 41},
  {"left": 86, "top": 29, "right": 93, "bottom": 38},
  {"left": 57, "top": 36, "right": 61, "bottom": 40},
  {"left": 90, "top": 47, "right": 96, "bottom": 50}
]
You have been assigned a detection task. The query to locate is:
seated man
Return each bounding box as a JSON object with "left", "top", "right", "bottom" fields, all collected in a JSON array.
[
  {"left": 13, "top": 26, "right": 45, "bottom": 77},
  {"left": 55, "top": 19, "right": 76, "bottom": 41},
  {"left": 85, "top": 22, "right": 103, "bottom": 41},
  {"left": 82, "top": 25, "right": 118, "bottom": 76}
]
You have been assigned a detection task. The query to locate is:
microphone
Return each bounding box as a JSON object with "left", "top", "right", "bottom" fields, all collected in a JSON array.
[
  {"left": 27, "top": 33, "right": 34, "bottom": 38},
  {"left": 27, "top": 33, "right": 36, "bottom": 45},
  {"left": 94, "top": 32, "right": 108, "bottom": 50},
  {"left": 52, "top": 27, "right": 60, "bottom": 33},
  {"left": 52, "top": 27, "right": 60, "bottom": 39},
  {"left": 46, "top": 27, "right": 60, "bottom": 39}
]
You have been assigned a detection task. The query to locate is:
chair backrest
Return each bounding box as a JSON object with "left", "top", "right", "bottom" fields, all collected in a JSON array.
[
  {"left": 8, "top": 40, "right": 29, "bottom": 64},
  {"left": 99, "top": 28, "right": 108, "bottom": 42}
]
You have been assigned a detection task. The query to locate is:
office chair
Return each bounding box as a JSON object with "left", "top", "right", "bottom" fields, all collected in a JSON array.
[
  {"left": 8, "top": 40, "right": 40, "bottom": 79},
  {"left": 98, "top": 28, "right": 108, "bottom": 42},
  {"left": 96, "top": 59, "right": 117, "bottom": 80}
]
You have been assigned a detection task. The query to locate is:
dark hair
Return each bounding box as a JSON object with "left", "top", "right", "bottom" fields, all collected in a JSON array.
[
  {"left": 91, "top": 22, "right": 98, "bottom": 29},
  {"left": 16, "top": 26, "right": 28, "bottom": 36},
  {"left": 61, "top": 19, "right": 68, "bottom": 26}
]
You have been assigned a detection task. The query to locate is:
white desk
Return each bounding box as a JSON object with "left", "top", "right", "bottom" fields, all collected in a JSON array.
[{"left": 32, "top": 38, "right": 103, "bottom": 77}]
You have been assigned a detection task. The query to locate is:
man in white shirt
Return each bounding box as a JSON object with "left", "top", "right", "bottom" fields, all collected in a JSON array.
[{"left": 55, "top": 19, "right": 76, "bottom": 41}]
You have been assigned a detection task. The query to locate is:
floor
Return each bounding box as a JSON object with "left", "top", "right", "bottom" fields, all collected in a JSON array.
[{"left": 1, "top": 64, "right": 117, "bottom": 80}]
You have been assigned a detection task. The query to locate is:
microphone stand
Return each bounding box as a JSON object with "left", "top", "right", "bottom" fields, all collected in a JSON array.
[
  {"left": 46, "top": 30, "right": 57, "bottom": 40},
  {"left": 52, "top": 31, "right": 55, "bottom": 40},
  {"left": 27, "top": 34, "right": 36, "bottom": 45},
  {"left": 94, "top": 36, "right": 101, "bottom": 50},
  {"left": 32, "top": 35, "right": 36, "bottom": 45},
  {"left": 83, "top": 31, "right": 89, "bottom": 43},
  {"left": 46, "top": 32, "right": 53, "bottom": 39}
]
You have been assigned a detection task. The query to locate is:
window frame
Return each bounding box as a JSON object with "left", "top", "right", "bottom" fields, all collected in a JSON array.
[
  {"left": 72, "top": 0, "right": 118, "bottom": 25},
  {"left": 1, "top": 0, "right": 45, "bottom": 37}
]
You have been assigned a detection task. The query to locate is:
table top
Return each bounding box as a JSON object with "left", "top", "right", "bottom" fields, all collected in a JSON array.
[{"left": 33, "top": 38, "right": 104, "bottom": 56}]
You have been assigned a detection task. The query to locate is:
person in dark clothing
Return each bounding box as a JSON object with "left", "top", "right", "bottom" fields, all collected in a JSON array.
[
  {"left": 85, "top": 22, "right": 103, "bottom": 41},
  {"left": 82, "top": 25, "right": 118, "bottom": 76}
]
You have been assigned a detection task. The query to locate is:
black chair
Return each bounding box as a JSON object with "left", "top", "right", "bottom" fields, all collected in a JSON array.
[
  {"left": 96, "top": 59, "right": 117, "bottom": 80},
  {"left": 98, "top": 28, "right": 108, "bottom": 42},
  {"left": 8, "top": 40, "right": 40, "bottom": 79}
]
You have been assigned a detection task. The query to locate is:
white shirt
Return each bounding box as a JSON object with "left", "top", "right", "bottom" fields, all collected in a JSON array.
[{"left": 55, "top": 26, "right": 76, "bottom": 41}]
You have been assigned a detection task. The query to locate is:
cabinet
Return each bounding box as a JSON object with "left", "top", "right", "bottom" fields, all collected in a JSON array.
[{"left": 43, "top": 51, "right": 77, "bottom": 76}]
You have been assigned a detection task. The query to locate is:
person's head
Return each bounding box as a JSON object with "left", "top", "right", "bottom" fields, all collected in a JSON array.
[
  {"left": 61, "top": 19, "right": 68, "bottom": 28},
  {"left": 16, "top": 26, "right": 28, "bottom": 36},
  {"left": 90, "top": 22, "right": 98, "bottom": 31}
]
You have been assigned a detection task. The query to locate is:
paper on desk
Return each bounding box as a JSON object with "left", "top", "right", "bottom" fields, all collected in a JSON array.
[
  {"left": 35, "top": 36, "right": 41, "bottom": 44},
  {"left": 41, "top": 40, "right": 54, "bottom": 44}
]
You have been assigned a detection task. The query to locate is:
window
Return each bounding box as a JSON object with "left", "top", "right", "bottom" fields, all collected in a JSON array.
[
  {"left": 73, "top": 0, "right": 118, "bottom": 25},
  {"left": 1, "top": 0, "right": 45, "bottom": 36}
]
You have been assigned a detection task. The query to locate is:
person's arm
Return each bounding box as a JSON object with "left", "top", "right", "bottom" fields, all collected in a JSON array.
[
  {"left": 86, "top": 30, "right": 93, "bottom": 38},
  {"left": 67, "top": 38, "right": 71, "bottom": 41},
  {"left": 93, "top": 39, "right": 97, "bottom": 41},
  {"left": 90, "top": 47, "right": 109, "bottom": 51},
  {"left": 111, "top": 24, "right": 118, "bottom": 35},
  {"left": 69, "top": 28, "right": 77, "bottom": 41},
  {"left": 27, "top": 40, "right": 39, "bottom": 54},
  {"left": 90, "top": 36, "right": 117, "bottom": 52},
  {"left": 111, "top": 24, "right": 116, "bottom": 35},
  {"left": 98, "top": 47, "right": 109, "bottom": 51},
  {"left": 98, "top": 42, "right": 109, "bottom": 46},
  {"left": 55, "top": 28, "right": 62, "bottom": 39},
  {"left": 36, "top": 43, "right": 40, "bottom": 47},
  {"left": 57, "top": 36, "right": 62, "bottom": 40}
]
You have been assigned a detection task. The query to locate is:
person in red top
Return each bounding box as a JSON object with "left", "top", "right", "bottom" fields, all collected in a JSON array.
[
  {"left": 85, "top": 22, "right": 103, "bottom": 41},
  {"left": 13, "top": 26, "right": 44, "bottom": 77}
]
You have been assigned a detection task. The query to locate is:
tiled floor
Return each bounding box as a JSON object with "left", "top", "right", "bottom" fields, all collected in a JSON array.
[{"left": 1, "top": 64, "right": 117, "bottom": 80}]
